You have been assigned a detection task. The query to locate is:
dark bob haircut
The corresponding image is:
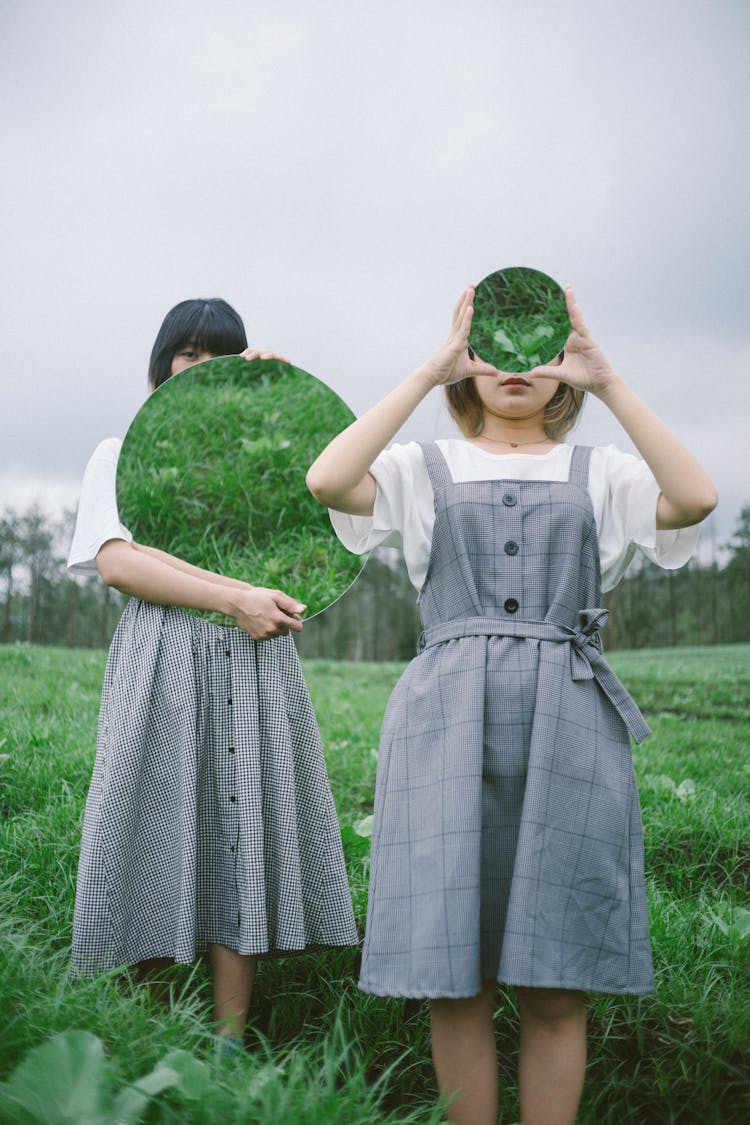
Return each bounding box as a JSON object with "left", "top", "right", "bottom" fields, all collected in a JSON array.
[{"left": 148, "top": 298, "right": 248, "bottom": 389}]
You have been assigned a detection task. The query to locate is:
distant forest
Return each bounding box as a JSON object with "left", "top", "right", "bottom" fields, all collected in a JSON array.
[{"left": 1, "top": 504, "right": 749, "bottom": 657}]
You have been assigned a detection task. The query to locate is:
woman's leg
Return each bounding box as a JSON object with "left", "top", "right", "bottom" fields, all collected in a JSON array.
[
  {"left": 208, "top": 943, "right": 258, "bottom": 1038},
  {"left": 516, "top": 987, "right": 586, "bottom": 1125},
  {"left": 430, "top": 980, "right": 498, "bottom": 1125}
]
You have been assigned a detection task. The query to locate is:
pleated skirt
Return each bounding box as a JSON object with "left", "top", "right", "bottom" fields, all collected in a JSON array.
[{"left": 71, "top": 598, "right": 358, "bottom": 976}]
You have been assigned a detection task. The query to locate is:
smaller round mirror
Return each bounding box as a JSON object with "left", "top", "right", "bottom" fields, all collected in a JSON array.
[
  {"left": 116, "top": 356, "right": 365, "bottom": 621},
  {"left": 470, "top": 266, "right": 570, "bottom": 373}
]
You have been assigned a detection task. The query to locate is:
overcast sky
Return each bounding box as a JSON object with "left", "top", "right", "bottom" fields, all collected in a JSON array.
[{"left": 2, "top": 0, "right": 748, "bottom": 549}]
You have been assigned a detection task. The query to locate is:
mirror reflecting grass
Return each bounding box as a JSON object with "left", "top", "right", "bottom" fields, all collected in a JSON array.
[
  {"left": 117, "top": 357, "right": 365, "bottom": 619},
  {"left": 470, "top": 266, "right": 570, "bottom": 372}
]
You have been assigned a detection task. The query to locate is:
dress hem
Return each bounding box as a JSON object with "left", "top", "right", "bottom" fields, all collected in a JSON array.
[
  {"left": 70, "top": 937, "right": 361, "bottom": 979},
  {"left": 357, "top": 977, "right": 655, "bottom": 999}
]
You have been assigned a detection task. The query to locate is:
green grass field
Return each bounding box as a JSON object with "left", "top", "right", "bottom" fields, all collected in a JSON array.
[{"left": 0, "top": 643, "right": 748, "bottom": 1123}]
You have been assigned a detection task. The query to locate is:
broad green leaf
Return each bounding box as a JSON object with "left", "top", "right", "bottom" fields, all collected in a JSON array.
[
  {"left": 0, "top": 1030, "right": 109, "bottom": 1124},
  {"left": 705, "top": 907, "right": 729, "bottom": 936},
  {"left": 492, "top": 328, "right": 516, "bottom": 351},
  {"left": 339, "top": 824, "right": 371, "bottom": 859},
  {"left": 107, "top": 1063, "right": 180, "bottom": 1125},
  {"left": 247, "top": 1063, "right": 286, "bottom": 1099},
  {"left": 675, "top": 778, "right": 696, "bottom": 801},
  {"left": 526, "top": 324, "right": 554, "bottom": 344},
  {"left": 105, "top": 1087, "right": 151, "bottom": 1125},
  {"left": 0, "top": 1032, "right": 203, "bottom": 1125},
  {"left": 156, "top": 1050, "right": 210, "bottom": 1102},
  {"left": 129, "top": 1063, "right": 180, "bottom": 1098},
  {"left": 706, "top": 905, "right": 750, "bottom": 942},
  {"left": 734, "top": 907, "right": 750, "bottom": 940},
  {"left": 353, "top": 814, "right": 374, "bottom": 838}
]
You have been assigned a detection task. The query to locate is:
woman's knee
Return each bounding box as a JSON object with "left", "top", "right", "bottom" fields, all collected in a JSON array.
[{"left": 516, "top": 986, "right": 584, "bottom": 1024}]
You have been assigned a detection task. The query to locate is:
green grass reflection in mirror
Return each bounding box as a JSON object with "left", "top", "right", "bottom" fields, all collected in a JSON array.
[
  {"left": 470, "top": 266, "right": 570, "bottom": 372},
  {"left": 116, "top": 356, "right": 365, "bottom": 621}
]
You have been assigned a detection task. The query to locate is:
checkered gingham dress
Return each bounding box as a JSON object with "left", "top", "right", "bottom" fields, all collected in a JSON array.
[
  {"left": 359, "top": 443, "right": 654, "bottom": 998},
  {"left": 71, "top": 601, "right": 358, "bottom": 975}
]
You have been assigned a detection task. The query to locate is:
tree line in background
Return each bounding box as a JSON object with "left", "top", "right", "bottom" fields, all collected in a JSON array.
[{"left": 1, "top": 504, "right": 749, "bottom": 657}]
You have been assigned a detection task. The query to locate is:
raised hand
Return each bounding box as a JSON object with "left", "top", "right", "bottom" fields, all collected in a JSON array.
[
  {"left": 307, "top": 286, "right": 502, "bottom": 516},
  {"left": 422, "top": 286, "right": 499, "bottom": 387},
  {"left": 240, "top": 346, "right": 291, "bottom": 363},
  {"left": 529, "top": 286, "right": 616, "bottom": 394}
]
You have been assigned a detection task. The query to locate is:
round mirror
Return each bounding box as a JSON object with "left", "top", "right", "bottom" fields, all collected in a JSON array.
[
  {"left": 116, "top": 356, "right": 365, "bottom": 621},
  {"left": 470, "top": 266, "right": 570, "bottom": 373}
]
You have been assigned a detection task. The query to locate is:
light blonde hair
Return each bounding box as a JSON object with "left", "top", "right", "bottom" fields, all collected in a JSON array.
[{"left": 444, "top": 376, "right": 585, "bottom": 441}]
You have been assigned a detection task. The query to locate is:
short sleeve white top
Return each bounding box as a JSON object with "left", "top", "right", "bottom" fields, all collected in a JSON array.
[
  {"left": 67, "top": 438, "right": 131, "bottom": 577},
  {"left": 329, "top": 440, "right": 700, "bottom": 594}
]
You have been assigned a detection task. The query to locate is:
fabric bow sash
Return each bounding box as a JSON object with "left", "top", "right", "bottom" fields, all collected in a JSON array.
[
  {"left": 561, "top": 607, "right": 610, "bottom": 679},
  {"left": 418, "top": 608, "right": 651, "bottom": 743}
]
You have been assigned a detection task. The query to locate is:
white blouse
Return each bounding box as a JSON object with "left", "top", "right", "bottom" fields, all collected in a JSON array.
[
  {"left": 67, "top": 438, "right": 131, "bottom": 577},
  {"left": 329, "top": 439, "right": 700, "bottom": 594}
]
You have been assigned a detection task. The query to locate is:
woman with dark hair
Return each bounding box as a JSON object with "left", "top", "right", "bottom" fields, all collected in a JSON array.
[
  {"left": 68, "top": 298, "right": 357, "bottom": 1047},
  {"left": 147, "top": 297, "right": 249, "bottom": 389},
  {"left": 307, "top": 284, "right": 717, "bottom": 1124}
]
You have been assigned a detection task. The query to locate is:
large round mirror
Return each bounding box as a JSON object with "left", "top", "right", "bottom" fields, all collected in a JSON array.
[
  {"left": 116, "top": 356, "right": 365, "bottom": 621},
  {"left": 470, "top": 266, "right": 570, "bottom": 372}
]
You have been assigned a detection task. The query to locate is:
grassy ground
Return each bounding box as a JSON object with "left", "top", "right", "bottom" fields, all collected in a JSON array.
[{"left": 0, "top": 643, "right": 748, "bottom": 1122}]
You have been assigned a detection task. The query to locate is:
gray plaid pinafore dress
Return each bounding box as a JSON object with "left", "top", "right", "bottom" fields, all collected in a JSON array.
[
  {"left": 359, "top": 443, "right": 653, "bottom": 998},
  {"left": 71, "top": 600, "right": 358, "bottom": 975}
]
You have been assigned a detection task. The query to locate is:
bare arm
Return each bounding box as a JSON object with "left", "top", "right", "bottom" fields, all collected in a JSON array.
[
  {"left": 306, "top": 286, "right": 498, "bottom": 514},
  {"left": 306, "top": 367, "right": 436, "bottom": 515},
  {"left": 594, "top": 379, "right": 717, "bottom": 528},
  {"left": 531, "top": 287, "right": 718, "bottom": 529},
  {"left": 96, "top": 539, "right": 305, "bottom": 639},
  {"left": 132, "top": 541, "right": 257, "bottom": 591}
]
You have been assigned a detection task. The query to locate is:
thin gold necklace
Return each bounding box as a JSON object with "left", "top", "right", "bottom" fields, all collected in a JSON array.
[{"left": 474, "top": 434, "right": 552, "bottom": 449}]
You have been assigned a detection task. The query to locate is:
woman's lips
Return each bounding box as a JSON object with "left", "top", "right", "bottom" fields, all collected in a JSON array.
[{"left": 502, "top": 377, "right": 530, "bottom": 386}]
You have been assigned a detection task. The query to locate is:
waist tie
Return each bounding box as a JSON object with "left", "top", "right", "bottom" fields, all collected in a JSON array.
[{"left": 418, "top": 608, "right": 651, "bottom": 743}]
